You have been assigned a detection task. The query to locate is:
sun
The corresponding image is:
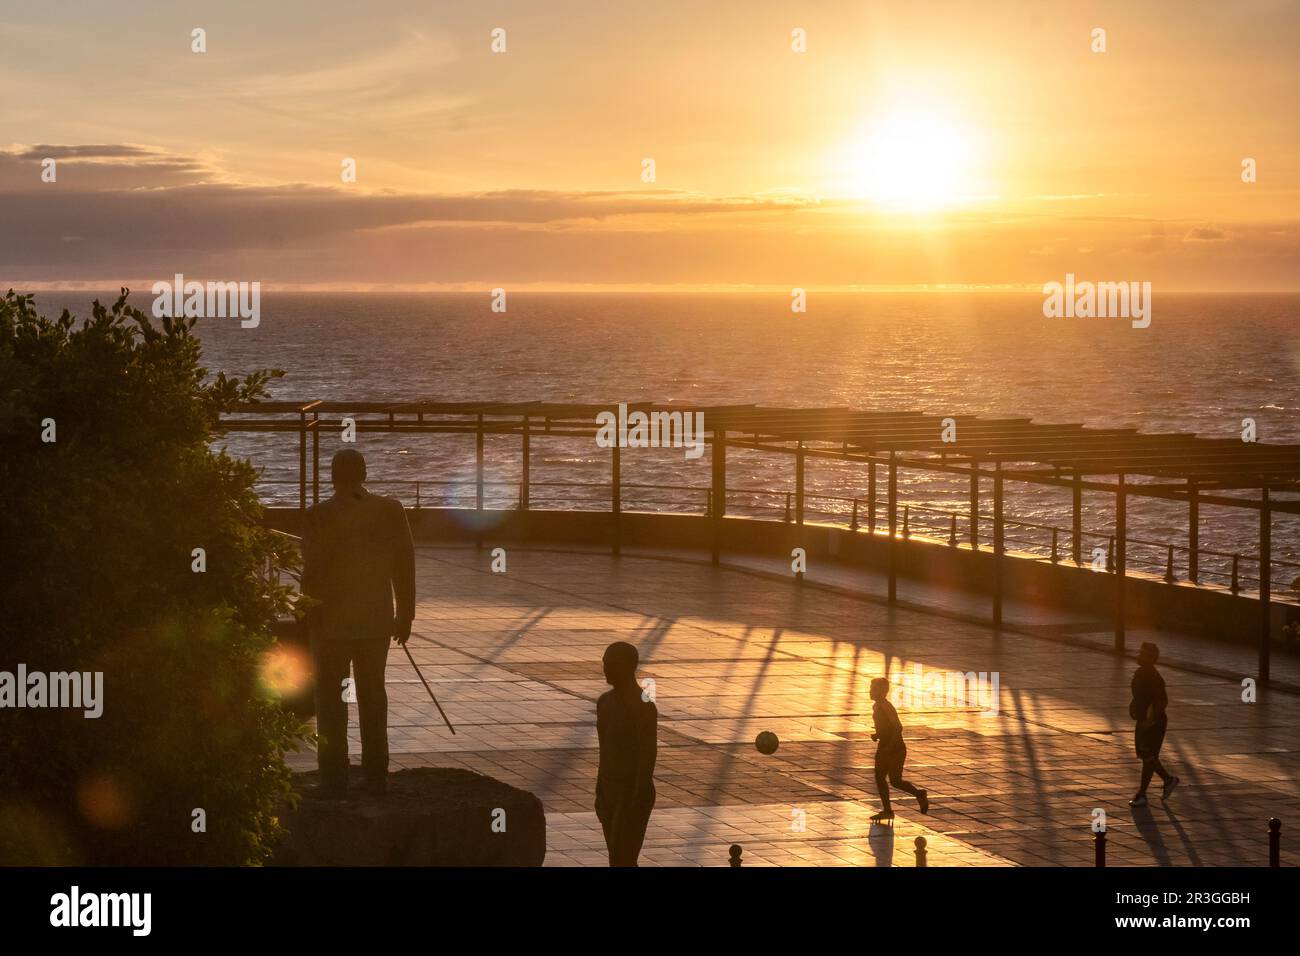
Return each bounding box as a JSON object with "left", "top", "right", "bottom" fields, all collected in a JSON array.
[{"left": 845, "top": 110, "right": 982, "bottom": 210}]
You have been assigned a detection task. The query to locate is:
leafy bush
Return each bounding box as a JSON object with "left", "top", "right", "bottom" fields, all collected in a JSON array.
[{"left": 0, "top": 289, "right": 306, "bottom": 864}]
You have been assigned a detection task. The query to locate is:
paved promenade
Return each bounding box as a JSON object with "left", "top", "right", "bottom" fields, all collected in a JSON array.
[{"left": 288, "top": 545, "right": 1300, "bottom": 866}]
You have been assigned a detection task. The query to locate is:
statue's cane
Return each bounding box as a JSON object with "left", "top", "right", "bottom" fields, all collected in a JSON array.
[{"left": 401, "top": 642, "right": 456, "bottom": 734}]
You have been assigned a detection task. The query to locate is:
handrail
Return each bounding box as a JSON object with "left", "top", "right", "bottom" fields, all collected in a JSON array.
[{"left": 251, "top": 476, "right": 1299, "bottom": 596}]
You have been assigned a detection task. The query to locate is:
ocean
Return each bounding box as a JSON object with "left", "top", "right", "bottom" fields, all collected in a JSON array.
[{"left": 30, "top": 290, "right": 1300, "bottom": 590}]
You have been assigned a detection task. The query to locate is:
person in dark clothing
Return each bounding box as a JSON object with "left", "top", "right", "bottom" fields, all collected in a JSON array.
[
  {"left": 869, "top": 677, "right": 929, "bottom": 821},
  {"left": 595, "top": 641, "right": 657, "bottom": 866},
  {"left": 301, "top": 449, "right": 416, "bottom": 799},
  {"left": 1129, "top": 642, "right": 1179, "bottom": 807}
]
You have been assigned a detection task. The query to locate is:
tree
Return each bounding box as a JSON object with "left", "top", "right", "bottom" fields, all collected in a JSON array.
[{"left": 0, "top": 289, "right": 306, "bottom": 864}]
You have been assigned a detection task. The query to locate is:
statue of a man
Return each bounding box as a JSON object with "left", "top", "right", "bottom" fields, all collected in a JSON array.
[{"left": 301, "top": 449, "right": 415, "bottom": 798}]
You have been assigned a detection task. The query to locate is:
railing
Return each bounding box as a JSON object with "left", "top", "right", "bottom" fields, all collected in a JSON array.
[
  {"left": 252, "top": 477, "right": 1300, "bottom": 599},
  {"left": 263, "top": 528, "right": 303, "bottom": 591}
]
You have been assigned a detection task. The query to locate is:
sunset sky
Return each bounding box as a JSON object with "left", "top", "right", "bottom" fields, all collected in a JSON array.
[{"left": 3, "top": 0, "right": 1299, "bottom": 291}]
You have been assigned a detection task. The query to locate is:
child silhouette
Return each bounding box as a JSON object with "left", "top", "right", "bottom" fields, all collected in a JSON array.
[
  {"left": 869, "top": 677, "right": 929, "bottom": 821},
  {"left": 595, "top": 641, "right": 658, "bottom": 865}
]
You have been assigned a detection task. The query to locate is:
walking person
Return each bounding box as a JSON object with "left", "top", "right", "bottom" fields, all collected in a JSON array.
[{"left": 1129, "top": 642, "right": 1179, "bottom": 807}]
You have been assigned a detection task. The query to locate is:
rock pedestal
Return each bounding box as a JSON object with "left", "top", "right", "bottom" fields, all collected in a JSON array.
[{"left": 274, "top": 767, "right": 547, "bottom": 866}]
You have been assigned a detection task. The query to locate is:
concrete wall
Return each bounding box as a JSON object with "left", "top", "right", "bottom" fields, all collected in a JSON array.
[{"left": 265, "top": 506, "right": 1294, "bottom": 651}]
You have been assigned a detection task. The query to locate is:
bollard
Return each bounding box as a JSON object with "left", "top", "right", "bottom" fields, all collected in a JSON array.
[
  {"left": 902, "top": 505, "right": 910, "bottom": 539},
  {"left": 1094, "top": 829, "right": 1106, "bottom": 867},
  {"left": 729, "top": 844, "right": 743, "bottom": 868},
  {"left": 1269, "top": 818, "right": 1281, "bottom": 868},
  {"left": 850, "top": 498, "right": 860, "bottom": 531},
  {"left": 915, "top": 835, "right": 927, "bottom": 868},
  {"left": 949, "top": 513, "right": 958, "bottom": 547},
  {"left": 1164, "top": 545, "right": 1176, "bottom": 583},
  {"left": 1230, "top": 554, "right": 1240, "bottom": 594}
]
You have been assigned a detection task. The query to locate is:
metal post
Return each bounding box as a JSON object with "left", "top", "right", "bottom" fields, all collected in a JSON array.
[
  {"left": 611, "top": 443, "right": 621, "bottom": 556},
  {"left": 711, "top": 429, "right": 726, "bottom": 566},
  {"left": 969, "top": 459, "right": 980, "bottom": 549},
  {"left": 993, "top": 461, "right": 1004, "bottom": 628},
  {"left": 520, "top": 418, "right": 530, "bottom": 511},
  {"left": 475, "top": 414, "right": 485, "bottom": 511},
  {"left": 1072, "top": 471, "right": 1082, "bottom": 565},
  {"left": 1115, "top": 473, "right": 1127, "bottom": 653},
  {"left": 795, "top": 441, "right": 805, "bottom": 582},
  {"left": 311, "top": 413, "right": 320, "bottom": 505},
  {"left": 914, "top": 836, "right": 927, "bottom": 868},
  {"left": 888, "top": 451, "right": 898, "bottom": 603},
  {"left": 795, "top": 441, "right": 805, "bottom": 526},
  {"left": 850, "top": 498, "right": 859, "bottom": 532},
  {"left": 868, "top": 460, "right": 877, "bottom": 532},
  {"left": 1051, "top": 527, "right": 1059, "bottom": 563},
  {"left": 902, "top": 505, "right": 910, "bottom": 539},
  {"left": 1188, "top": 479, "right": 1199, "bottom": 583},
  {"left": 474, "top": 413, "right": 485, "bottom": 549},
  {"left": 1164, "top": 545, "right": 1176, "bottom": 583},
  {"left": 1261, "top": 488, "right": 1271, "bottom": 683},
  {"left": 298, "top": 411, "right": 307, "bottom": 512}
]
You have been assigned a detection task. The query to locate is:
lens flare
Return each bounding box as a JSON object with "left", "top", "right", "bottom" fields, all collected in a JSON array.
[{"left": 259, "top": 643, "right": 312, "bottom": 699}]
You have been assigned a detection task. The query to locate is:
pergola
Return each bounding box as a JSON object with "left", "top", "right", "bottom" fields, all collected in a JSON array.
[{"left": 221, "top": 401, "right": 1300, "bottom": 681}]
